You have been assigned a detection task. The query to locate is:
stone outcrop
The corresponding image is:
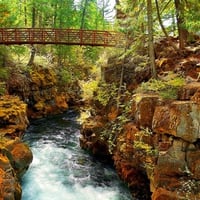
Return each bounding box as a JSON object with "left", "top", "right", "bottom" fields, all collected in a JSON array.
[
  {"left": 0, "top": 95, "right": 32, "bottom": 200},
  {"left": 121, "top": 89, "right": 200, "bottom": 199},
  {"left": 80, "top": 115, "right": 110, "bottom": 159},
  {"left": 80, "top": 81, "right": 200, "bottom": 199},
  {"left": 0, "top": 95, "right": 29, "bottom": 138},
  {"left": 104, "top": 55, "right": 151, "bottom": 90},
  {"left": 7, "top": 65, "right": 81, "bottom": 119}
]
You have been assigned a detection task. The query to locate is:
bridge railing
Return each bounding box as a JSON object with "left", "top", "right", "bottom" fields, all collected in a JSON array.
[{"left": 0, "top": 28, "right": 125, "bottom": 47}]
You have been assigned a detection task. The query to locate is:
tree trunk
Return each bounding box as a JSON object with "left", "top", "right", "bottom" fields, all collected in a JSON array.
[
  {"left": 155, "top": 0, "right": 179, "bottom": 51},
  {"left": 53, "top": 3, "right": 57, "bottom": 28},
  {"left": 174, "top": 0, "right": 186, "bottom": 49},
  {"left": 24, "top": 0, "right": 27, "bottom": 26},
  {"left": 27, "top": 45, "right": 36, "bottom": 66},
  {"left": 80, "top": 0, "right": 88, "bottom": 29},
  {"left": 147, "top": 0, "right": 157, "bottom": 78},
  {"left": 155, "top": 0, "right": 169, "bottom": 38},
  {"left": 27, "top": 5, "right": 36, "bottom": 66}
]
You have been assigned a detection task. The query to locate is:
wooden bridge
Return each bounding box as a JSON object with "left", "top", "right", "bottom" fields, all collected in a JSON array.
[{"left": 0, "top": 28, "right": 125, "bottom": 47}]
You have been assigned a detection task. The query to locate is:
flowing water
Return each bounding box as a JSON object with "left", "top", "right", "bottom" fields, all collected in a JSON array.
[{"left": 21, "top": 110, "right": 133, "bottom": 200}]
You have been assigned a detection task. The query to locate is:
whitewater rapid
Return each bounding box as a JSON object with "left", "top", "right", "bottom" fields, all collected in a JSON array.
[{"left": 21, "top": 110, "right": 133, "bottom": 200}]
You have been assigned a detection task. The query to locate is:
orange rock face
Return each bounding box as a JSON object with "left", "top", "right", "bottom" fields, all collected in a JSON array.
[
  {"left": 27, "top": 66, "right": 69, "bottom": 118},
  {"left": 80, "top": 115, "right": 110, "bottom": 158},
  {"left": 153, "top": 101, "right": 200, "bottom": 143},
  {"left": 113, "top": 122, "right": 151, "bottom": 199},
  {"left": 132, "top": 94, "right": 160, "bottom": 128},
  {"left": 0, "top": 154, "right": 22, "bottom": 200},
  {"left": 7, "top": 65, "right": 72, "bottom": 119},
  {"left": 0, "top": 95, "right": 32, "bottom": 200},
  {"left": 0, "top": 95, "right": 29, "bottom": 138},
  {"left": 10, "top": 140, "right": 33, "bottom": 178},
  {"left": 81, "top": 82, "right": 200, "bottom": 199}
]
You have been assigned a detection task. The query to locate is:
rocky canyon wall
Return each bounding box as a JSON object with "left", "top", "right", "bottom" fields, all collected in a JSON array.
[
  {"left": 80, "top": 52, "right": 200, "bottom": 199},
  {"left": 0, "top": 64, "right": 81, "bottom": 200},
  {"left": 0, "top": 95, "right": 32, "bottom": 200},
  {"left": 7, "top": 65, "right": 81, "bottom": 119}
]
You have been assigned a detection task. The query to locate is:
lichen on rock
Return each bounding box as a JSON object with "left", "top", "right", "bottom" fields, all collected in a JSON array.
[
  {"left": 0, "top": 95, "right": 32, "bottom": 200},
  {"left": 7, "top": 65, "right": 80, "bottom": 119},
  {"left": 0, "top": 95, "right": 29, "bottom": 138}
]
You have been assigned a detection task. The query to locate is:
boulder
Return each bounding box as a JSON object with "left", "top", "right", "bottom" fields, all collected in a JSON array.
[
  {"left": 132, "top": 94, "right": 160, "bottom": 128},
  {"left": 80, "top": 116, "right": 110, "bottom": 158},
  {"left": 7, "top": 139, "right": 33, "bottom": 178},
  {"left": 104, "top": 55, "right": 151, "bottom": 90},
  {"left": 0, "top": 95, "right": 29, "bottom": 138},
  {"left": 0, "top": 154, "right": 21, "bottom": 200},
  {"left": 153, "top": 101, "right": 200, "bottom": 143},
  {"left": 178, "top": 82, "right": 200, "bottom": 100}
]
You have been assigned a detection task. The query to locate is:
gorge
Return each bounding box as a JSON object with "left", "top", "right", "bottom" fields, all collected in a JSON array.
[
  {"left": 21, "top": 110, "right": 133, "bottom": 200},
  {"left": 2, "top": 39, "right": 200, "bottom": 199},
  {"left": 0, "top": 1, "right": 200, "bottom": 199}
]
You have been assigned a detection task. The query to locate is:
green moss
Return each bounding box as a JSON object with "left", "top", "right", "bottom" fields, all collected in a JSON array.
[
  {"left": 59, "top": 68, "right": 72, "bottom": 85},
  {"left": 137, "top": 76, "right": 185, "bottom": 99}
]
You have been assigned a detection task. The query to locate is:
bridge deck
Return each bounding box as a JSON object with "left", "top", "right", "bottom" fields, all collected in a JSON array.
[{"left": 0, "top": 28, "right": 125, "bottom": 47}]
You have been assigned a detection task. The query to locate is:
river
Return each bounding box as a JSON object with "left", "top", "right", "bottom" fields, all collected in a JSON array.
[{"left": 21, "top": 110, "right": 133, "bottom": 200}]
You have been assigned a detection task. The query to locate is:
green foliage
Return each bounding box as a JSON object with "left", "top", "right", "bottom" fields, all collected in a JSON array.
[
  {"left": 80, "top": 79, "right": 99, "bottom": 100},
  {"left": 133, "top": 128, "right": 156, "bottom": 156},
  {"left": 0, "top": 68, "right": 8, "bottom": 80},
  {"left": 0, "top": 1, "right": 17, "bottom": 27},
  {"left": 103, "top": 114, "right": 130, "bottom": 154},
  {"left": 59, "top": 68, "right": 72, "bottom": 85},
  {"left": 184, "top": 0, "right": 200, "bottom": 34},
  {"left": 137, "top": 76, "right": 185, "bottom": 99},
  {"left": 95, "top": 82, "right": 118, "bottom": 106},
  {"left": 99, "top": 90, "right": 132, "bottom": 154},
  {"left": 0, "top": 65, "right": 8, "bottom": 96},
  {"left": 133, "top": 128, "right": 157, "bottom": 173},
  {"left": 134, "top": 141, "right": 152, "bottom": 154},
  {"left": 0, "top": 82, "right": 6, "bottom": 95},
  {"left": 10, "top": 45, "right": 28, "bottom": 62}
]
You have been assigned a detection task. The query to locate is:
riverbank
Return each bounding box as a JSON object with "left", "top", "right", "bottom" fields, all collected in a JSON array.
[
  {"left": 0, "top": 63, "right": 81, "bottom": 199},
  {"left": 80, "top": 39, "right": 200, "bottom": 199},
  {"left": 2, "top": 38, "right": 200, "bottom": 199},
  {"left": 0, "top": 95, "right": 32, "bottom": 200},
  {"left": 21, "top": 110, "right": 133, "bottom": 200}
]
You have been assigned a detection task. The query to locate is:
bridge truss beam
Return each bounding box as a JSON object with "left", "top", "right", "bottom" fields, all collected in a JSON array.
[{"left": 0, "top": 28, "right": 125, "bottom": 47}]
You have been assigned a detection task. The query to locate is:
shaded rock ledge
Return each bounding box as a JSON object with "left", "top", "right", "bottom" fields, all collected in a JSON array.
[{"left": 0, "top": 95, "right": 32, "bottom": 200}]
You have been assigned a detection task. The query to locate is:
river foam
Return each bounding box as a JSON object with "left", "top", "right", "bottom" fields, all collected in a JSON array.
[{"left": 21, "top": 111, "right": 133, "bottom": 200}]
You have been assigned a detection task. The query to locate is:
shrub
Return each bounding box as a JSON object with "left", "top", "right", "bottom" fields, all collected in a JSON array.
[
  {"left": 95, "top": 82, "right": 118, "bottom": 106},
  {"left": 136, "top": 76, "right": 185, "bottom": 99}
]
